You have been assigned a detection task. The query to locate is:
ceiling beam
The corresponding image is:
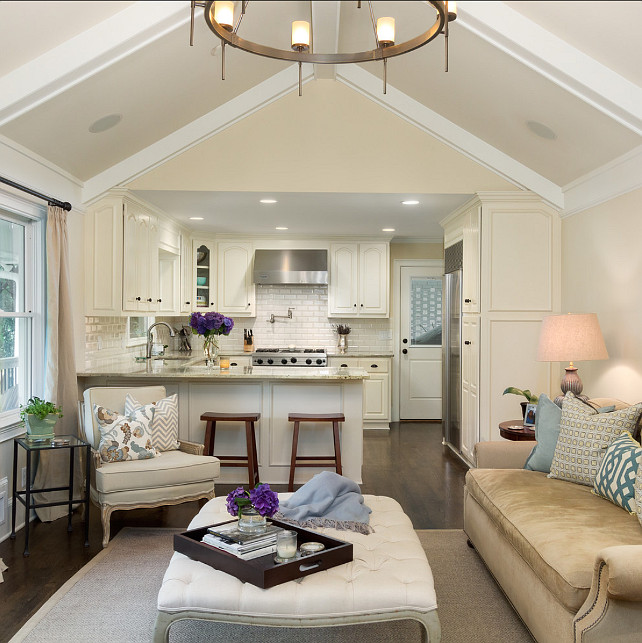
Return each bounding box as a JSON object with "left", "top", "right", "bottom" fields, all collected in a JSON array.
[
  {"left": 337, "top": 65, "right": 564, "bottom": 209},
  {"left": 457, "top": 1, "right": 642, "bottom": 136},
  {"left": 83, "top": 64, "right": 313, "bottom": 203},
  {"left": 0, "top": 1, "right": 188, "bottom": 127},
  {"left": 311, "top": 1, "right": 341, "bottom": 80}
]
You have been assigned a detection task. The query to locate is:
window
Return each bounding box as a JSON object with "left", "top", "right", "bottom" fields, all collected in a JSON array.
[
  {"left": 0, "top": 207, "right": 44, "bottom": 429},
  {"left": 126, "top": 316, "right": 154, "bottom": 347}
]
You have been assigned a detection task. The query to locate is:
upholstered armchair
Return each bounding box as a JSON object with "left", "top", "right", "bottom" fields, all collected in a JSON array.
[{"left": 80, "top": 386, "right": 220, "bottom": 547}]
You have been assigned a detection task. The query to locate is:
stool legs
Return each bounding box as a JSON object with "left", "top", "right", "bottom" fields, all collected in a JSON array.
[
  {"left": 245, "top": 421, "right": 260, "bottom": 489},
  {"left": 288, "top": 421, "right": 300, "bottom": 492},
  {"left": 203, "top": 420, "right": 216, "bottom": 457},
  {"left": 332, "top": 421, "right": 342, "bottom": 477}
]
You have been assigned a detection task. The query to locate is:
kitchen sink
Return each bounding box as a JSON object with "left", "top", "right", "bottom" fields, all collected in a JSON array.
[{"left": 153, "top": 356, "right": 192, "bottom": 361}]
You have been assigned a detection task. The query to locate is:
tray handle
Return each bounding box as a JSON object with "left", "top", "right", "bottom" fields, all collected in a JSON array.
[{"left": 299, "top": 561, "right": 322, "bottom": 572}]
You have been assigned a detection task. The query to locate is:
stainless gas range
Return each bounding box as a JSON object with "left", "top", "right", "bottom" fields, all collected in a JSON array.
[{"left": 251, "top": 348, "right": 327, "bottom": 367}]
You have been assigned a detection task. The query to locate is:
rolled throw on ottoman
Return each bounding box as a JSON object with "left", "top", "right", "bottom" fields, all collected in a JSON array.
[{"left": 276, "top": 471, "right": 373, "bottom": 533}]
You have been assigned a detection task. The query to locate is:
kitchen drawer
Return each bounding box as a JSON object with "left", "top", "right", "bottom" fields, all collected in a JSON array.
[
  {"left": 329, "top": 357, "right": 360, "bottom": 369},
  {"left": 359, "top": 359, "right": 389, "bottom": 373},
  {"left": 228, "top": 356, "right": 251, "bottom": 368}
]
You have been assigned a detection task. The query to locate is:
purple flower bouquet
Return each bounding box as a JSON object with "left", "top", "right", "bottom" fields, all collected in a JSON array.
[
  {"left": 226, "top": 483, "right": 279, "bottom": 518},
  {"left": 189, "top": 311, "right": 235, "bottom": 338}
]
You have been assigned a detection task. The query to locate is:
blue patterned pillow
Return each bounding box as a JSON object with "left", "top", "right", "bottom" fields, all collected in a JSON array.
[{"left": 593, "top": 432, "right": 642, "bottom": 513}]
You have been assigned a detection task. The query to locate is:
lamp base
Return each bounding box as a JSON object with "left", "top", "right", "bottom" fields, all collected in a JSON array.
[{"left": 554, "top": 366, "right": 589, "bottom": 406}]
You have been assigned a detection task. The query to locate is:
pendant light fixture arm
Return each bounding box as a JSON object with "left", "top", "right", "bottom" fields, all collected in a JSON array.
[{"left": 367, "top": 2, "right": 381, "bottom": 49}]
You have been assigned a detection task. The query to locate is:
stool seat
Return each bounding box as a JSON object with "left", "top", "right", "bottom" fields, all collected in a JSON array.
[
  {"left": 288, "top": 412, "right": 345, "bottom": 422},
  {"left": 201, "top": 412, "right": 260, "bottom": 489},
  {"left": 288, "top": 413, "right": 344, "bottom": 491}
]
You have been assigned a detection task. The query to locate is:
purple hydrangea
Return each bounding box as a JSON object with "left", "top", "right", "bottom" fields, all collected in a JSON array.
[
  {"left": 189, "top": 311, "right": 235, "bottom": 338},
  {"left": 249, "top": 483, "right": 279, "bottom": 518},
  {"left": 225, "top": 486, "right": 249, "bottom": 517}
]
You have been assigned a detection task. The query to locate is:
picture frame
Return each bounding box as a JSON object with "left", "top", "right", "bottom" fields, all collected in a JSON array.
[{"left": 524, "top": 403, "right": 537, "bottom": 427}]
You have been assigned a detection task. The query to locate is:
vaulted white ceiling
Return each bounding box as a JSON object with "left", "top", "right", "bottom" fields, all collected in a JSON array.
[{"left": 0, "top": 1, "right": 640, "bottom": 239}]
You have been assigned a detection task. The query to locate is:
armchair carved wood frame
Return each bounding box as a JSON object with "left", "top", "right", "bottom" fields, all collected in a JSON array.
[{"left": 80, "top": 386, "right": 220, "bottom": 547}]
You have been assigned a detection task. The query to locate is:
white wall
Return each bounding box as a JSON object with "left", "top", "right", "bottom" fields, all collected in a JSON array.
[{"left": 561, "top": 187, "right": 642, "bottom": 402}]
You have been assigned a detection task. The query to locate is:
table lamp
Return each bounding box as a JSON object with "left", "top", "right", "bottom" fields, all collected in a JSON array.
[{"left": 537, "top": 313, "right": 608, "bottom": 405}]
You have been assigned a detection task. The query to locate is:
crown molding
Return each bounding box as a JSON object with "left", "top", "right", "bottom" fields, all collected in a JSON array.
[
  {"left": 337, "top": 65, "right": 563, "bottom": 209},
  {"left": 562, "top": 145, "right": 642, "bottom": 217},
  {"left": 457, "top": 1, "right": 642, "bottom": 135},
  {"left": 82, "top": 65, "right": 313, "bottom": 203},
  {"left": 0, "top": 2, "right": 187, "bottom": 127}
]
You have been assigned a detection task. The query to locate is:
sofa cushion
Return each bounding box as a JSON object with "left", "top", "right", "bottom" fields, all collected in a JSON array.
[
  {"left": 94, "top": 403, "right": 157, "bottom": 463},
  {"left": 593, "top": 432, "right": 641, "bottom": 513},
  {"left": 549, "top": 393, "right": 642, "bottom": 486},
  {"left": 96, "top": 449, "right": 219, "bottom": 494},
  {"left": 125, "top": 392, "right": 180, "bottom": 452},
  {"left": 524, "top": 394, "right": 561, "bottom": 473},
  {"left": 466, "top": 468, "right": 642, "bottom": 612}
]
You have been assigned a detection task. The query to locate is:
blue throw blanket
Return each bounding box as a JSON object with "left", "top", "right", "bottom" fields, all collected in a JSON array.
[{"left": 275, "top": 471, "right": 373, "bottom": 534}]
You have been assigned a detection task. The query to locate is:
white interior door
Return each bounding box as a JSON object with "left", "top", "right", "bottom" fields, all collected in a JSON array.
[{"left": 399, "top": 265, "right": 443, "bottom": 420}]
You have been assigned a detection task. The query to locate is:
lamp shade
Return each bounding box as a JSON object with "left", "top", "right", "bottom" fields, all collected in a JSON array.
[{"left": 537, "top": 313, "right": 609, "bottom": 363}]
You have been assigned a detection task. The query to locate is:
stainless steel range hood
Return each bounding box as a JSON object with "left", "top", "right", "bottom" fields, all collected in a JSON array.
[{"left": 253, "top": 249, "right": 328, "bottom": 285}]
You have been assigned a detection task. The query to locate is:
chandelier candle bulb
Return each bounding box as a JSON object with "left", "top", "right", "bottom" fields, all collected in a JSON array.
[
  {"left": 291, "top": 21, "right": 310, "bottom": 51},
  {"left": 214, "top": 1, "right": 234, "bottom": 31},
  {"left": 376, "top": 17, "right": 395, "bottom": 46}
]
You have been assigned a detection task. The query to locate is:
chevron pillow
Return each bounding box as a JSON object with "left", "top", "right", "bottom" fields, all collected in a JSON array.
[
  {"left": 593, "top": 432, "right": 641, "bottom": 513},
  {"left": 125, "top": 393, "right": 179, "bottom": 452}
]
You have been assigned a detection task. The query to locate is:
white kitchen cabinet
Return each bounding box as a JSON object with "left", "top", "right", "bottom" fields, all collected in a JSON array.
[
  {"left": 158, "top": 251, "right": 180, "bottom": 315},
  {"left": 122, "top": 203, "right": 159, "bottom": 314},
  {"left": 461, "top": 315, "right": 480, "bottom": 464},
  {"left": 216, "top": 241, "right": 255, "bottom": 317},
  {"left": 328, "top": 242, "right": 389, "bottom": 317},
  {"left": 193, "top": 240, "right": 216, "bottom": 311},
  {"left": 441, "top": 192, "right": 561, "bottom": 453},
  {"left": 180, "top": 233, "right": 193, "bottom": 314},
  {"left": 84, "top": 197, "right": 123, "bottom": 316},
  {"left": 328, "top": 356, "right": 391, "bottom": 427}
]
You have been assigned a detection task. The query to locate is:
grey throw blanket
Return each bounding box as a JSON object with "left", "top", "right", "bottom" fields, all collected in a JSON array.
[{"left": 275, "top": 471, "right": 373, "bottom": 534}]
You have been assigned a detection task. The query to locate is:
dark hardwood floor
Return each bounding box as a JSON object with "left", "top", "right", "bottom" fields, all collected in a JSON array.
[{"left": 0, "top": 422, "right": 468, "bottom": 642}]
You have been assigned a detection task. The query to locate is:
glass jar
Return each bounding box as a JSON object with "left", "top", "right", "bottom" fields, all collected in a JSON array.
[{"left": 237, "top": 505, "right": 267, "bottom": 534}]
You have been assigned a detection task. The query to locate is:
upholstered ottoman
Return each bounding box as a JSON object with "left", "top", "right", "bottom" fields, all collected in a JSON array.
[{"left": 154, "top": 494, "right": 440, "bottom": 642}]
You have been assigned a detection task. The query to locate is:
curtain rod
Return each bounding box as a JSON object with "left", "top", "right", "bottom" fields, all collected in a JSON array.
[{"left": 0, "top": 175, "right": 72, "bottom": 211}]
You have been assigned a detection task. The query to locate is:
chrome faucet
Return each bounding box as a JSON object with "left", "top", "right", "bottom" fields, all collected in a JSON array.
[{"left": 146, "top": 322, "right": 176, "bottom": 359}]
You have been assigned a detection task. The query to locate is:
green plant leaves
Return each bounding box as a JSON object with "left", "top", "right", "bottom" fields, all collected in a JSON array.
[{"left": 502, "top": 387, "right": 539, "bottom": 403}]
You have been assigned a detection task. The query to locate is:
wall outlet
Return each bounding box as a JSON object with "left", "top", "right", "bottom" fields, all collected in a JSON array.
[
  {"left": 0, "top": 477, "right": 7, "bottom": 525},
  {"left": 22, "top": 467, "right": 27, "bottom": 488}
]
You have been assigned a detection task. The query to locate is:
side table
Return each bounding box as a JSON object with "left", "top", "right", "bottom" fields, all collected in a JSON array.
[
  {"left": 10, "top": 434, "right": 91, "bottom": 557},
  {"left": 499, "top": 420, "right": 536, "bottom": 442}
]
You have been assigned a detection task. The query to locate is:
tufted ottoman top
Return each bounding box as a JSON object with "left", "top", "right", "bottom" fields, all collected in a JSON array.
[{"left": 157, "top": 494, "right": 437, "bottom": 620}]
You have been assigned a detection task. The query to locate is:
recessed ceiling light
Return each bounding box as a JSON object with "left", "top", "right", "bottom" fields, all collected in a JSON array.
[
  {"left": 275, "top": 226, "right": 288, "bottom": 230},
  {"left": 382, "top": 228, "right": 395, "bottom": 232},
  {"left": 526, "top": 120, "right": 557, "bottom": 140},
  {"left": 88, "top": 113, "right": 122, "bottom": 133},
  {"left": 401, "top": 200, "right": 419, "bottom": 205},
  {"left": 189, "top": 217, "right": 204, "bottom": 220},
  {"left": 260, "top": 199, "right": 277, "bottom": 204}
]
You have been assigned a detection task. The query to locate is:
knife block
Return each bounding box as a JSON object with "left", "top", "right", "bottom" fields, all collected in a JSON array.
[{"left": 243, "top": 341, "right": 254, "bottom": 353}]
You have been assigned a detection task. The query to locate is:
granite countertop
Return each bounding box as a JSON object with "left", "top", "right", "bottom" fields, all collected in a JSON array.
[
  {"left": 77, "top": 357, "right": 369, "bottom": 381},
  {"left": 326, "top": 351, "right": 394, "bottom": 358}
]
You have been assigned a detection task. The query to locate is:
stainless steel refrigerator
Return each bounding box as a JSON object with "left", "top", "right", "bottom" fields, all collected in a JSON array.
[{"left": 442, "top": 243, "right": 463, "bottom": 454}]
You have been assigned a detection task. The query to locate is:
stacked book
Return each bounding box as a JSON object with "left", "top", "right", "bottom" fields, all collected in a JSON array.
[{"left": 201, "top": 523, "right": 284, "bottom": 560}]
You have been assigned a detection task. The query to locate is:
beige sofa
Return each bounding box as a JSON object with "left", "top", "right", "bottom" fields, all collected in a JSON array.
[{"left": 464, "top": 439, "right": 642, "bottom": 643}]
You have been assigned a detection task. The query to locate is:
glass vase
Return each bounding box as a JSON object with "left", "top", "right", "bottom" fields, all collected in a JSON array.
[
  {"left": 337, "top": 333, "right": 348, "bottom": 354},
  {"left": 237, "top": 505, "right": 267, "bottom": 534},
  {"left": 203, "top": 335, "right": 219, "bottom": 367}
]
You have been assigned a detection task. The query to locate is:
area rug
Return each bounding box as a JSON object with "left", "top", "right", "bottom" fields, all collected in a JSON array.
[{"left": 10, "top": 527, "right": 532, "bottom": 643}]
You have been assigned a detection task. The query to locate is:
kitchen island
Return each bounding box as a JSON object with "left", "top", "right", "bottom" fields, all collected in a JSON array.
[{"left": 77, "top": 359, "right": 369, "bottom": 485}]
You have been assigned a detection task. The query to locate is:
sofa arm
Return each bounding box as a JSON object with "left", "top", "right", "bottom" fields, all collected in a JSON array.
[
  {"left": 178, "top": 440, "right": 205, "bottom": 456},
  {"left": 473, "top": 441, "right": 534, "bottom": 469},
  {"left": 597, "top": 546, "right": 642, "bottom": 601}
]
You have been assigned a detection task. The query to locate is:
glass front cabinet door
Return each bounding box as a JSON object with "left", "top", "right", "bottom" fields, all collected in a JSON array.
[{"left": 193, "top": 240, "right": 216, "bottom": 312}]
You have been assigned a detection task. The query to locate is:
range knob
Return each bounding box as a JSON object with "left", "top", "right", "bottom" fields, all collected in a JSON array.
[
  {"left": 316, "top": 358, "right": 323, "bottom": 365},
  {"left": 291, "top": 357, "right": 297, "bottom": 363},
  {"left": 306, "top": 358, "right": 312, "bottom": 365},
  {"left": 267, "top": 358, "right": 274, "bottom": 365},
  {"left": 256, "top": 358, "right": 263, "bottom": 365},
  {"left": 281, "top": 358, "right": 288, "bottom": 364}
]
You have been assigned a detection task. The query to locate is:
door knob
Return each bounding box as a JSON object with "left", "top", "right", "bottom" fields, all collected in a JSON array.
[
  {"left": 402, "top": 338, "right": 408, "bottom": 344},
  {"left": 402, "top": 349, "right": 408, "bottom": 355}
]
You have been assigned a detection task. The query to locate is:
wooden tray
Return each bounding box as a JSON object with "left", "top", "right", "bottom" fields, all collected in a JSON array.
[{"left": 174, "top": 518, "right": 353, "bottom": 589}]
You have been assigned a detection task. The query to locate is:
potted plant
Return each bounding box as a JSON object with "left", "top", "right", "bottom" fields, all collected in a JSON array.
[
  {"left": 502, "top": 387, "right": 539, "bottom": 420},
  {"left": 20, "top": 397, "right": 63, "bottom": 444}
]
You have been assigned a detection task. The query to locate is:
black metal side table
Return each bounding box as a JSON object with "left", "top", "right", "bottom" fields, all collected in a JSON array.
[{"left": 10, "top": 434, "right": 91, "bottom": 557}]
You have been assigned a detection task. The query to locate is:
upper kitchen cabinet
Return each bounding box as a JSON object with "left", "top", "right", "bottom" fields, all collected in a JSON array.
[
  {"left": 216, "top": 241, "right": 255, "bottom": 317},
  {"left": 193, "top": 240, "right": 216, "bottom": 311},
  {"left": 180, "top": 233, "right": 193, "bottom": 314},
  {"left": 328, "top": 242, "right": 389, "bottom": 317}
]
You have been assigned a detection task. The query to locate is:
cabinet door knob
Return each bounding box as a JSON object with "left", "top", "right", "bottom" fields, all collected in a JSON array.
[
  {"left": 353, "top": 303, "right": 357, "bottom": 307},
  {"left": 136, "top": 297, "right": 141, "bottom": 301},
  {"left": 370, "top": 364, "right": 378, "bottom": 368},
  {"left": 210, "top": 302, "right": 214, "bottom": 306},
  {"left": 464, "top": 340, "right": 471, "bottom": 345},
  {"left": 231, "top": 362, "right": 237, "bottom": 367},
  {"left": 402, "top": 338, "right": 408, "bottom": 344},
  {"left": 341, "top": 363, "right": 348, "bottom": 368},
  {"left": 402, "top": 349, "right": 408, "bottom": 355},
  {"left": 185, "top": 301, "right": 190, "bottom": 305},
  {"left": 147, "top": 298, "right": 152, "bottom": 302},
  {"left": 465, "top": 298, "right": 472, "bottom": 303},
  {"left": 360, "top": 303, "right": 364, "bottom": 307},
  {"left": 157, "top": 299, "right": 162, "bottom": 303}
]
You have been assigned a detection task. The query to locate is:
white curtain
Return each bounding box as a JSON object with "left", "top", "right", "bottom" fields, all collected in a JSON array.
[{"left": 33, "top": 205, "right": 79, "bottom": 522}]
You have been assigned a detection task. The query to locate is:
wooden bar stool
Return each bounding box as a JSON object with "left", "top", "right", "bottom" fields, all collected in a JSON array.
[
  {"left": 288, "top": 412, "right": 344, "bottom": 491},
  {"left": 200, "top": 412, "right": 260, "bottom": 489}
]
